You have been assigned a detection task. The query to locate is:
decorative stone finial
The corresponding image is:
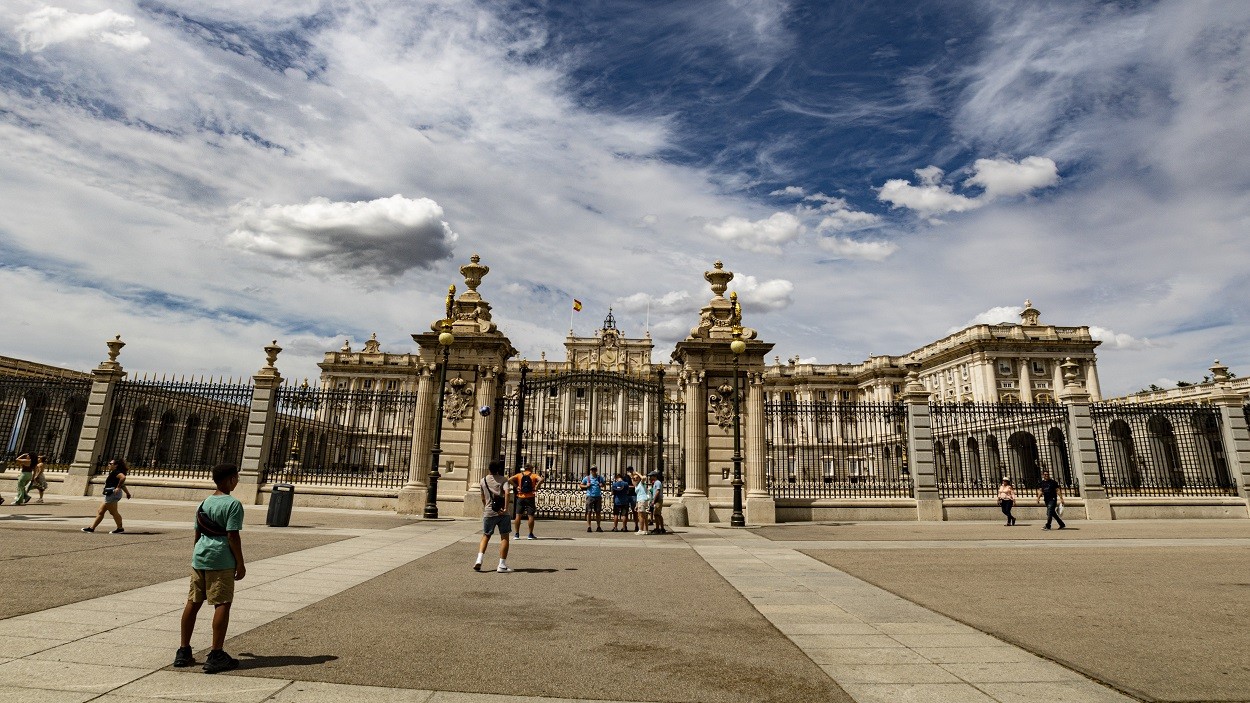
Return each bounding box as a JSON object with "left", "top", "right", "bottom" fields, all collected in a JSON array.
[
  {"left": 263, "top": 340, "right": 282, "bottom": 369},
  {"left": 1061, "top": 358, "right": 1080, "bottom": 387},
  {"left": 705, "top": 260, "right": 733, "bottom": 299},
  {"left": 1210, "top": 359, "right": 1230, "bottom": 384},
  {"left": 460, "top": 254, "right": 488, "bottom": 294},
  {"left": 106, "top": 335, "right": 125, "bottom": 363},
  {"left": 1021, "top": 299, "right": 1041, "bottom": 326}
]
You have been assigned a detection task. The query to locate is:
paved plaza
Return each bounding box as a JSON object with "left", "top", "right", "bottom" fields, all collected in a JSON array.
[{"left": 2, "top": 498, "right": 1249, "bottom": 703}]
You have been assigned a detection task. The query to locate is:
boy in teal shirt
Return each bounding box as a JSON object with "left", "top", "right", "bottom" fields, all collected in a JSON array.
[{"left": 174, "top": 464, "right": 246, "bottom": 673}]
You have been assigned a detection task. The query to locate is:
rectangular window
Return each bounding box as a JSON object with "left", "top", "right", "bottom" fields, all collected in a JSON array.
[
  {"left": 783, "top": 391, "right": 793, "bottom": 402},
  {"left": 841, "top": 391, "right": 850, "bottom": 400},
  {"left": 576, "top": 388, "right": 586, "bottom": 399},
  {"left": 362, "top": 379, "right": 373, "bottom": 390},
  {"left": 998, "top": 361, "right": 1013, "bottom": 375},
  {"left": 335, "top": 380, "right": 347, "bottom": 389},
  {"left": 818, "top": 391, "right": 827, "bottom": 400},
  {"left": 892, "top": 384, "right": 901, "bottom": 393},
  {"left": 549, "top": 387, "right": 558, "bottom": 398},
  {"left": 386, "top": 379, "right": 398, "bottom": 391},
  {"left": 1033, "top": 361, "right": 1046, "bottom": 375}
]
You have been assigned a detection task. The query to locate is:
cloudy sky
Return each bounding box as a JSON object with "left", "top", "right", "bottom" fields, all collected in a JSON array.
[{"left": 2, "top": 0, "right": 1247, "bottom": 394}]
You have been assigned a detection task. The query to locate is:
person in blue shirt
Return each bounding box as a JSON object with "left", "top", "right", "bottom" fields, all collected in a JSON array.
[
  {"left": 609, "top": 472, "right": 633, "bottom": 532},
  {"left": 580, "top": 466, "right": 607, "bottom": 533}
]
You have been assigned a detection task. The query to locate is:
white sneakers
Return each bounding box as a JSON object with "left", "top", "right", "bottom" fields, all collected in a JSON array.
[{"left": 496, "top": 564, "right": 513, "bottom": 573}]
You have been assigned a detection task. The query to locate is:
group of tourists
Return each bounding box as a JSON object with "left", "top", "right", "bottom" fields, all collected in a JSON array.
[
  {"left": 473, "top": 460, "right": 670, "bottom": 573},
  {"left": 1, "top": 452, "right": 49, "bottom": 505},
  {"left": 578, "top": 465, "right": 667, "bottom": 535},
  {"left": 996, "top": 469, "right": 1067, "bottom": 529}
]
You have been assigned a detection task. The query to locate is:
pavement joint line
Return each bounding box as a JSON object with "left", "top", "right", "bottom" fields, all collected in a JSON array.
[
  {"left": 761, "top": 538, "right": 1250, "bottom": 550},
  {"left": 0, "top": 519, "right": 483, "bottom": 699},
  {"left": 678, "top": 526, "right": 1138, "bottom": 703}
]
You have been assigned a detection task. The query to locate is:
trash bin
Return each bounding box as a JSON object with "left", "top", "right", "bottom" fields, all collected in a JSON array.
[{"left": 266, "top": 483, "right": 295, "bottom": 527}]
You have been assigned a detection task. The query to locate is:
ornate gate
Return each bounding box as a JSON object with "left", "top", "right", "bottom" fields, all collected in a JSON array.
[{"left": 500, "top": 369, "right": 684, "bottom": 519}]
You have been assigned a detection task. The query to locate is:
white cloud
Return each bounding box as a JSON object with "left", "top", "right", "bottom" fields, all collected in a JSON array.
[
  {"left": 946, "top": 306, "right": 1023, "bottom": 334},
  {"left": 226, "top": 195, "right": 457, "bottom": 277},
  {"left": 878, "top": 168, "right": 981, "bottom": 220},
  {"left": 16, "top": 7, "right": 150, "bottom": 52},
  {"left": 964, "top": 156, "right": 1059, "bottom": 199},
  {"left": 1089, "top": 326, "right": 1154, "bottom": 350},
  {"left": 818, "top": 237, "right": 897, "bottom": 261},
  {"left": 770, "top": 185, "right": 805, "bottom": 197},
  {"left": 613, "top": 290, "right": 692, "bottom": 314},
  {"left": 703, "top": 211, "right": 803, "bottom": 253},
  {"left": 728, "top": 275, "right": 794, "bottom": 312}
]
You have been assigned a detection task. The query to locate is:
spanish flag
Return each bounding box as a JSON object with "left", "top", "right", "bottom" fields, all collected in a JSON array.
[{"left": 572, "top": 299, "right": 583, "bottom": 312}]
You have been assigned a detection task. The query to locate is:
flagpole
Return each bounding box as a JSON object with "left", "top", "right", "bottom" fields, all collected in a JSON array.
[{"left": 568, "top": 303, "right": 574, "bottom": 336}]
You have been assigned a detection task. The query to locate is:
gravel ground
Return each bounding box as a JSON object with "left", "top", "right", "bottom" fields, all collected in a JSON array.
[
  {"left": 805, "top": 545, "right": 1250, "bottom": 702},
  {"left": 756, "top": 518, "right": 1250, "bottom": 542},
  {"left": 220, "top": 521, "right": 851, "bottom": 703}
]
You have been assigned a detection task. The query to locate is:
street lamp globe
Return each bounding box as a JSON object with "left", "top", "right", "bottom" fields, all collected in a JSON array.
[
  {"left": 438, "top": 330, "right": 454, "bottom": 346},
  {"left": 730, "top": 339, "right": 746, "bottom": 355}
]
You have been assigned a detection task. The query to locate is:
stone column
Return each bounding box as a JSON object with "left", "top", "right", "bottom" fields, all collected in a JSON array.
[
  {"left": 1208, "top": 362, "right": 1250, "bottom": 506},
  {"left": 65, "top": 335, "right": 127, "bottom": 496},
  {"left": 1058, "top": 359, "right": 1111, "bottom": 519},
  {"left": 903, "top": 365, "right": 942, "bottom": 521},
  {"left": 980, "top": 356, "right": 997, "bottom": 401},
  {"left": 680, "top": 368, "right": 710, "bottom": 522},
  {"left": 238, "top": 341, "right": 283, "bottom": 505},
  {"left": 745, "top": 370, "right": 775, "bottom": 524},
  {"left": 1052, "top": 362, "right": 1064, "bottom": 399},
  {"left": 1018, "top": 357, "right": 1032, "bottom": 404},
  {"left": 397, "top": 363, "right": 436, "bottom": 514},
  {"left": 1085, "top": 361, "right": 1102, "bottom": 401},
  {"left": 463, "top": 365, "right": 500, "bottom": 515}
]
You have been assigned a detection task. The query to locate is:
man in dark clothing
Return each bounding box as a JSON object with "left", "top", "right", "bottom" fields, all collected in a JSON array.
[{"left": 1036, "top": 469, "right": 1066, "bottom": 530}]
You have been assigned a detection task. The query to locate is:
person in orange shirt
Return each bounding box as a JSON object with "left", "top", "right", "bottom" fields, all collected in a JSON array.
[{"left": 508, "top": 463, "right": 543, "bottom": 540}]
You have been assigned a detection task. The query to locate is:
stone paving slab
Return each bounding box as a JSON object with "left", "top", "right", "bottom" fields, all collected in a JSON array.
[
  {"left": 806, "top": 545, "right": 1250, "bottom": 701},
  {"left": 683, "top": 527, "right": 1136, "bottom": 703}
]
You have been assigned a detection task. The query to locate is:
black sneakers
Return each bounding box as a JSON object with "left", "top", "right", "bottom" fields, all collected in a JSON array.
[
  {"left": 173, "top": 645, "right": 194, "bottom": 668},
  {"left": 203, "top": 649, "right": 239, "bottom": 674}
]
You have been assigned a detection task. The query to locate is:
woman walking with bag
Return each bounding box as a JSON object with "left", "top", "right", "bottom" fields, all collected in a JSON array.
[
  {"left": 13, "top": 452, "right": 34, "bottom": 505},
  {"left": 83, "top": 458, "right": 131, "bottom": 533},
  {"left": 997, "top": 477, "right": 1016, "bottom": 526},
  {"left": 30, "top": 455, "right": 48, "bottom": 503}
]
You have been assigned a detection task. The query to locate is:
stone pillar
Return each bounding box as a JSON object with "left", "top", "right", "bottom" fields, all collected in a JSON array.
[
  {"left": 745, "top": 370, "right": 775, "bottom": 524},
  {"left": 397, "top": 363, "right": 436, "bottom": 514},
  {"left": 680, "top": 367, "right": 710, "bottom": 522},
  {"left": 65, "top": 335, "right": 127, "bottom": 496},
  {"left": 1085, "top": 361, "right": 1102, "bottom": 401},
  {"left": 1058, "top": 359, "right": 1111, "bottom": 520},
  {"left": 1052, "top": 362, "right": 1064, "bottom": 400},
  {"left": 980, "top": 356, "right": 997, "bottom": 401},
  {"left": 463, "top": 365, "right": 500, "bottom": 516},
  {"left": 238, "top": 341, "right": 283, "bottom": 505},
  {"left": 1208, "top": 362, "right": 1250, "bottom": 505},
  {"left": 1018, "top": 357, "right": 1032, "bottom": 404},
  {"left": 902, "top": 365, "right": 942, "bottom": 521}
]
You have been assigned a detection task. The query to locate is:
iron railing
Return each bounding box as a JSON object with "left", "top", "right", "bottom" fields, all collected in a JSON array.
[
  {"left": 1091, "top": 403, "right": 1236, "bottom": 497},
  {"left": 266, "top": 382, "right": 418, "bottom": 489},
  {"left": 500, "top": 370, "right": 682, "bottom": 519},
  {"left": 0, "top": 376, "right": 92, "bottom": 470},
  {"left": 100, "top": 377, "right": 253, "bottom": 480},
  {"left": 930, "top": 402, "right": 1076, "bottom": 498},
  {"left": 765, "top": 402, "right": 913, "bottom": 498}
]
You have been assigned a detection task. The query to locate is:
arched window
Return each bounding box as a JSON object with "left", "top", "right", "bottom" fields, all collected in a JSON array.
[
  {"left": 223, "top": 420, "right": 243, "bottom": 464},
  {"left": 1192, "top": 411, "right": 1231, "bottom": 488},
  {"left": 62, "top": 396, "right": 88, "bottom": 465},
  {"left": 985, "top": 435, "right": 1002, "bottom": 478},
  {"left": 934, "top": 442, "right": 948, "bottom": 480},
  {"left": 967, "top": 437, "right": 983, "bottom": 484},
  {"left": 180, "top": 416, "right": 200, "bottom": 465},
  {"left": 1108, "top": 419, "right": 1139, "bottom": 487},
  {"left": 155, "top": 411, "right": 178, "bottom": 465},
  {"left": 129, "top": 406, "right": 152, "bottom": 465},
  {"left": 949, "top": 440, "right": 964, "bottom": 482},
  {"left": 1007, "top": 432, "right": 1040, "bottom": 488},
  {"left": 201, "top": 418, "right": 222, "bottom": 464},
  {"left": 1146, "top": 415, "right": 1183, "bottom": 488},
  {"left": 1047, "top": 427, "right": 1072, "bottom": 486}
]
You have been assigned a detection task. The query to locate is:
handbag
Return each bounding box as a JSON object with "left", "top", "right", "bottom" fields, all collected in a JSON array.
[{"left": 1056, "top": 503, "right": 1065, "bottom": 516}]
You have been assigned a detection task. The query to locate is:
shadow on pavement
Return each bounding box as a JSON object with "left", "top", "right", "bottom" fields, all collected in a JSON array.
[{"left": 237, "top": 653, "right": 339, "bottom": 670}]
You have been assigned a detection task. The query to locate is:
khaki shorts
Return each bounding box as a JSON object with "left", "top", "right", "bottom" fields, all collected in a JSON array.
[{"left": 188, "top": 568, "right": 235, "bottom": 605}]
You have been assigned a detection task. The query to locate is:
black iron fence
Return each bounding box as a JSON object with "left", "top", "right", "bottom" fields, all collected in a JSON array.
[
  {"left": 930, "top": 402, "right": 1076, "bottom": 498},
  {"left": 0, "top": 376, "right": 91, "bottom": 470},
  {"left": 265, "top": 382, "right": 418, "bottom": 489},
  {"left": 500, "top": 370, "right": 682, "bottom": 519},
  {"left": 101, "top": 377, "right": 253, "bottom": 480},
  {"left": 1091, "top": 403, "right": 1236, "bottom": 497},
  {"left": 765, "top": 402, "right": 913, "bottom": 498}
]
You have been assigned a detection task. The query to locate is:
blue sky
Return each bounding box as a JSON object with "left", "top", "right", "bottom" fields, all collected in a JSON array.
[{"left": 1, "top": 0, "right": 1248, "bottom": 394}]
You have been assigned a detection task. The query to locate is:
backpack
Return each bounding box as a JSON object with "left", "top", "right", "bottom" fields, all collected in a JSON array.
[
  {"left": 482, "top": 478, "right": 505, "bottom": 512},
  {"left": 520, "top": 472, "right": 535, "bottom": 494}
]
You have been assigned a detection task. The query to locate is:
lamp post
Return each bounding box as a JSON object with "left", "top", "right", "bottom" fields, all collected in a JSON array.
[
  {"left": 730, "top": 327, "right": 747, "bottom": 527},
  {"left": 425, "top": 285, "right": 456, "bottom": 519}
]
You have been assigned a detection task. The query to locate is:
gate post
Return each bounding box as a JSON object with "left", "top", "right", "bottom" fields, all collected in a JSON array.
[
  {"left": 398, "top": 363, "right": 436, "bottom": 514},
  {"left": 1208, "top": 361, "right": 1250, "bottom": 507},
  {"left": 902, "top": 363, "right": 943, "bottom": 521},
  {"left": 464, "top": 365, "right": 501, "bottom": 513},
  {"left": 238, "top": 341, "right": 282, "bottom": 506},
  {"left": 1058, "top": 358, "right": 1111, "bottom": 520},
  {"left": 679, "top": 367, "right": 710, "bottom": 523},
  {"left": 65, "top": 336, "right": 127, "bottom": 496},
  {"left": 745, "top": 370, "right": 776, "bottom": 524}
]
